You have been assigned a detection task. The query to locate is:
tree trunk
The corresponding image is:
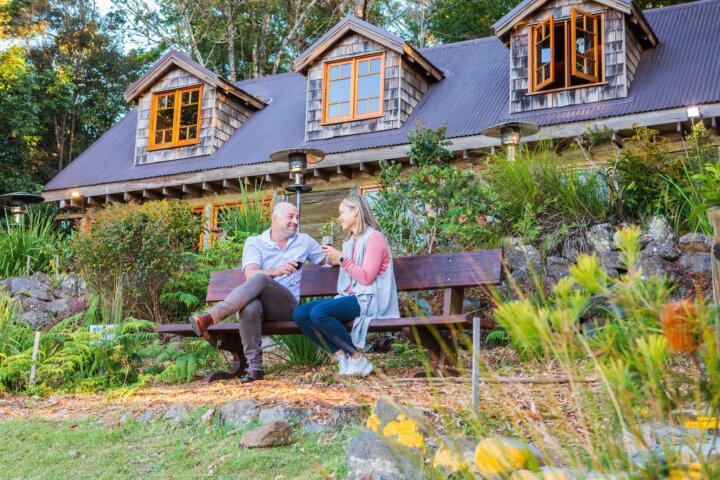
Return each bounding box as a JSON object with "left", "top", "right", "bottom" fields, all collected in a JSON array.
[
  {"left": 354, "top": 0, "right": 369, "bottom": 19},
  {"left": 224, "top": 0, "right": 236, "bottom": 81},
  {"left": 272, "top": 0, "right": 323, "bottom": 75}
]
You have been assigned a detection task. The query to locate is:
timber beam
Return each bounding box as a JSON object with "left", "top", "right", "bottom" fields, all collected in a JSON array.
[
  {"left": 264, "top": 174, "right": 284, "bottom": 187},
  {"left": 162, "top": 186, "right": 182, "bottom": 199},
  {"left": 124, "top": 191, "right": 141, "bottom": 203},
  {"left": 313, "top": 168, "right": 329, "bottom": 182},
  {"left": 182, "top": 184, "right": 202, "bottom": 197},
  {"left": 336, "top": 165, "right": 352, "bottom": 179},
  {"left": 105, "top": 193, "right": 123, "bottom": 203},
  {"left": 143, "top": 189, "right": 161, "bottom": 200},
  {"left": 222, "top": 179, "right": 240, "bottom": 193},
  {"left": 87, "top": 196, "right": 104, "bottom": 207},
  {"left": 358, "top": 162, "right": 378, "bottom": 176},
  {"left": 202, "top": 182, "right": 221, "bottom": 194}
]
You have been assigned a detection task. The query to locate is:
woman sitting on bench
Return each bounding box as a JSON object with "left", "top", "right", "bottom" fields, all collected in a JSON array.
[{"left": 292, "top": 195, "right": 399, "bottom": 377}]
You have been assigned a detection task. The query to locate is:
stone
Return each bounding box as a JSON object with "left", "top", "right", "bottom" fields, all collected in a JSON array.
[
  {"left": 330, "top": 404, "right": 367, "bottom": 428},
  {"left": 505, "top": 243, "right": 541, "bottom": 273},
  {"left": 46, "top": 298, "right": 75, "bottom": 317},
  {"left": 545, "top": 256, "right": 570, "bottom": 280},
  {"left": 219, "top": 399, "right": 259, "bottom": 428},
  {"left": 346, "top": 429, "right": 425, "bottom": 480},
  {"left": 119, "top": 412, "right": 134, "bottom": 424},
  {"left": 163, "top": 403, "right": 191, "bottom": 423},
  {"left": 638, "top": 256, "right": 674, "bottom": 281},
  {"left": 30, "top": 272, "right": 51, "bottom": 286},
  {"left": 20, "top": 310, "right": 54, "bottom": 329},
  {"left": 679, "top": 233, "right": 713, "bottom": 254},
  {"left": 53, "top": 274, "right": 87, "bottom": 299},
  {"left": 366, "top": 398, "right": 427, "bottom": 453},
  {"left": 20, "top": 296, "right": 50, "bottom": 313},
  {"left": 638, "top": 234, "right": 653, "bottom": 249},
  {"left": 587, "top": 223, "right": 614, "bottom": 253},
  {"left": 599, "top": 251, "right": 625, "bottom": 272},
  {"left": 239, "top": 420, "right": 293, "bottom": 448},
  {"left": 7, "top": 277, "right": 54, "bottom": 301},
  {"left": 679, "top": 253, "right": 712, "bottom": 276},
  {"left": 462, "top": 298, "right": 483, "bottom": 315},
  {"left": 258, "top": 405, "right": 312, "bottom": 425},
  {"left": 137, "top": 408, "right": 158, "bottom": 423},
  {"left": 641, "top": 239, "right": 680, "bottom": 261},
  {"left": 473, "top": 437, "right": 544, "bottom": 478},
  {"left": 431, "top": 436, "right": 476, "bottom": 477},
  {"left": 561, "top": 240, "right": 584, "bottom": 262},
  {"left": 647, "top": 216, "right": 676, "bottom": 242},
  {"left": 200, "top": 407, "right": 215, "bottom": 424},
  {"left": 304, "top": 421, "right": 330, "bottom": 434}
]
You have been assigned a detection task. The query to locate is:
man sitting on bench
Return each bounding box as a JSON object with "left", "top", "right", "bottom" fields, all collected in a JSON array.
[{"left": 189, "top": 201, "right": 326, "bottom": 383}]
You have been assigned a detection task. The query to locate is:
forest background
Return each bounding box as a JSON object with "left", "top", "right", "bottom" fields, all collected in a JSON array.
[{"left": 0, "top": 0, "right": 694, "bottom": 195}]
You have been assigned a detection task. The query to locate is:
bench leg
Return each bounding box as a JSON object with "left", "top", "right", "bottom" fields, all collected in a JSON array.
[
  {"left": 402, "top": 326, "right": 460, "bottom": 377},
  {"left": 203, "top": 334, "right": 248, "bottom": 383}
]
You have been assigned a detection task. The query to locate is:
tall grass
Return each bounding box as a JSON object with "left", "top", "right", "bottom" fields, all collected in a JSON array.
[
  {"left": 0, "top": 208, "right": 67, "bottom": 278},
  {"left": 217, "top": 181, "right": 271, "bottom": 245}
]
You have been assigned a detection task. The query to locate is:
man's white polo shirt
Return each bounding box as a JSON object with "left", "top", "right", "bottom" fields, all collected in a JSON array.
[{"left": 241, "top": 229, "right": 325, "bottom": 300}]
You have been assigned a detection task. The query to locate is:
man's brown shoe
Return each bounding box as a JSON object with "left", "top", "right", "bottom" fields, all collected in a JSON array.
[
  {"left": 240, "top": 370, "right": 264, "bottom": 383},
  {"left": 189, "top": 312, "right": 214, "bottom": 336}
]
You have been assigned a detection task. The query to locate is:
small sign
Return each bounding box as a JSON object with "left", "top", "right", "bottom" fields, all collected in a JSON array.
[{"left": 89, "top": 324, "right": 118, "bottom": 343}]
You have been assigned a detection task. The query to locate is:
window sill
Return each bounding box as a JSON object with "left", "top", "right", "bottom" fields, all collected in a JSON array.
[
  {"left": 526, "top": 81, "right": 608, "bottom": 96},
  {"left": 147, "top": 141, "right": 200, "bottom": 152},
  {"left": 320, "top": 113, "right": 385, "bottom": 126}
]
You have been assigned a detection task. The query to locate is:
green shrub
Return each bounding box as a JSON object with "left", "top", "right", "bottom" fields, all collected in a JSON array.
[
  {"left": 71, "top": 201, "right": 200, "bottom": 323},
  {"left": 0, "top": 207, "right": 67, "bottom": 278},
  {"left": 216, "top": 182, "right": 271, "bottom": 245},
  {"left": 270, "top": 334, "right": 328, "bottom": 366}
]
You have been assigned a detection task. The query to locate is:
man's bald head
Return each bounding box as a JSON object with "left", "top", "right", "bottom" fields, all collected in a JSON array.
[{"left": 270, "top": 202, "right": 299, "bottom": 241}]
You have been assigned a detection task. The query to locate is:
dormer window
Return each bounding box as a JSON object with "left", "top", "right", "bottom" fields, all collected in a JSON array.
[
  {"left": 149, "top": 85, "right": 203, "bottom": 150},
  {"left": 529, "top": 9, "right": 602, "bottom": 93},
  {"left": 322, "top": 53, "right": 384, "bottom": 124}
]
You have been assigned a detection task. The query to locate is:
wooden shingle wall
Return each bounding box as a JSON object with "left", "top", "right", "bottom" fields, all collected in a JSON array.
[
  {"left": 509, "top": 0, "right": 629, "bottom": 113},
  {"left": 305, "top": 34, "right": 402, "bottom": 141},
  {"left": 400, "top": 58, "right": 429, "bottom": 124},
  {"left": 214, "top": 91, "right": 252, "bottom": 149},
  {"left": 625, "top": 25, "right": 643, "bottom": 88}
]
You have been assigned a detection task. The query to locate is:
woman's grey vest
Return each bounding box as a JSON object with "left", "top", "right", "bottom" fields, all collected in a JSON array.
[{"left": 336, "top": 227, "right": 400, "bottom": 349}]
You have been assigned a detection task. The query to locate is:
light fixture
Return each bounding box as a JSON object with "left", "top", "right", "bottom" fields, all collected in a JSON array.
[
  {"left": 481, "top": 121, "right": 540, "bottom": 161},
  {"left": 269, "top": 148, "right": 326, "bottom": 232},
  {"left": 70, "top": 190, "right": 82, "bottom": 198},
  {"left": 687, "top": 106, "right": 701, "bottom": 120},
  {"left": 0, "top": 192, "right": 45, "bottom": 226}
]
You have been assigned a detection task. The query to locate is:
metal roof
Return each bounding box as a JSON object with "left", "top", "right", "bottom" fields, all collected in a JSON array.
[{"left": 45, "top": 0, "right": 720, "bottom": 192}]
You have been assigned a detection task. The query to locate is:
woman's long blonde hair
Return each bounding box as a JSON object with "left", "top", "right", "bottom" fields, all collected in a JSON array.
[{"left": 341, "top": 195, "right": 382, "bottom": 237}]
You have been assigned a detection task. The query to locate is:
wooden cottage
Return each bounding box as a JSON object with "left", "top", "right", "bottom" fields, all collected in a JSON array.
[{"left": 44, "top": 0, "right": 720, "bottom": 240}]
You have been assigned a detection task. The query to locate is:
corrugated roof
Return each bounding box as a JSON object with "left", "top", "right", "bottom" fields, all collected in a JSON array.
[{"left": 45, "top": 0, "right": 720, "bottom": 192}]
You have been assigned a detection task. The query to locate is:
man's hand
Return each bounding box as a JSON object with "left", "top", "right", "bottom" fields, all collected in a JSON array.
[{"left": 270, "top": 262, "right": 299, "bottom": 277}]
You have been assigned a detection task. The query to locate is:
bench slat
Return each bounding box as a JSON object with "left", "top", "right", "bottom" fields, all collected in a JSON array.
[
  {"left": 206, "top": 250, "right": 503, "bottom": 302},
  {"left": 157, "top": 314, "right": 495, "bottom": 338}
]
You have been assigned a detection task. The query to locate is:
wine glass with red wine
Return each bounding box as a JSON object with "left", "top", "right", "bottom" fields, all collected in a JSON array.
[{"left": 321, "top": 235, "right": 333, "bottom": 267}]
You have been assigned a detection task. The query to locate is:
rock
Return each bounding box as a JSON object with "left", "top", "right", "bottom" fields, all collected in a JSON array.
[
  {"left": 219, "top": 399, "right": 259, "bottom": 428},
  {"left": 46, "top": 298, "right": 75, "bottom": 317},
  {"left": 506, "top": 243, "right": 541, "bottom": 273},
  {"left": 474, "top": 437, "right": 544, "bottom": 478},
  {"left": 137, "top": 408, "right": 158, "bottom": 423},
  {"left": 20, "top": 296, "right": 50, "bottom": 313},
  {"left": 679, "top": 233, "right": 713, "bottom": 254},
  {"left": 53, "top": 274, "right": 87, "bottom": 299},
  {"left": 239, "top": 420, "right": 293, "bottom": 448},
  {"left": 20, "top": 310, "right": 54, "bottom": 329},
  {"left": 587, "top": 223, "right": 614, "bottom": 253},
  {"left": 366, "top": 398, "right": 427, "bottom": 453},
  {"left": 638, "top": 234, "right": 653, "bottom": 249},
  {"left": 330, "top": 404, "right": 367, "bottom": 428},
  {"left": 641, "top": 239, "right": 680, "bottom": 261},
  {"left": 462, "top": 298, "right": 483, "bottom": 315},
  {"left": 679, "top": 253, "right": 712, "bottom": 276},
  {"left": 638, "top": 256, "right": 674, "bottom": 281},
  {"left": 163, "top": 403, "right": 191, "bottom": 423},
  {"left": 119, "top": 412, "right": 134, "bottom": 425},
  {"left": 561, "top": 240, "right": 584, "bottom": 262},
  {"left": 647, "top": 216, "right": 676, "bottom": 242},
  {"left": 304, "top": 421, "right": 330, "bottom": 434},
  {"left": 346, "top": 429, "right": 425, "bottom": 480},
  {"left": 30, "top": 272, "right": 51, "bottom": 286},
  {"left": 599, "top": 251, "right": 625, "bottom": 272},
  {"left": 7, "top": 277, "right": 54, "bottom": 301},
  {"left": 431, "top": 436, "right": 476, "bottom": 477},
  {"left": 259, "top": 405, "right": 312, "bottom": 425},
  {"left": 200, "top": 407, "right": 215, "bottom": 424},
  {"left": 545, "top": 256, "right": 571, "bottom": 280}
]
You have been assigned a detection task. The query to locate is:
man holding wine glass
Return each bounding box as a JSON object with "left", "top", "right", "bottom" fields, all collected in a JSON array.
[{"left": 188, "top": 201, "right": 326, "bottom": 383}]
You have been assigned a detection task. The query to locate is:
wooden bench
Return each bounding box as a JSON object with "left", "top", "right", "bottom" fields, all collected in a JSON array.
[{"left": 157, "top": 250, "right": 503, "bottom": 381}]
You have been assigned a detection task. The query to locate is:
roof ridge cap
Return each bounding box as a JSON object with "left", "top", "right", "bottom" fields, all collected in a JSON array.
[{"left": 644, "top": 0, "right": 719, "bottom": 13}]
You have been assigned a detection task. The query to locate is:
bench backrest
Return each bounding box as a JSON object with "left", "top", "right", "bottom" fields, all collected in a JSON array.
[{"left": 206, "top": 249, "right": 503, "bottom": 302}]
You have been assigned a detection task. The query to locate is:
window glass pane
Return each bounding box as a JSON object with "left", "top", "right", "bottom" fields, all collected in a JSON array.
[
  {"left": 539, "top": 39, "right": 551, "bottom": 64},
  {"left": 155, "top": 131, "right": 164, "bottom": 144},
  {"left": 329, "top": 78, "right": 351, "bottom": 103},
  {"left": 370, "top": 58, "right": 381, "bottom": 73},
  {"left": 339, "top": 102, "right": 350, "bottom": 116},
  {"left": 328, "top": 104, "right": 338, "bottom": 118},
  {"left": 163, "top": 130, "right": 172, "bottom": 143},
  {"left": 158, "top": 96, "right": 166, "bottom": 108},
  {"left": 180, "top": 104, "right": 199, "bottom": 127},
  {"left": 357, "top": 99, "right": 367, "bottom": 114},
  {"left": 369, "top": 97, "right": 380, "bottom": 112},
  {"left": 191, "top": 90, "right": 199, "bottom": 103},
  {"left": 179, "top": 127, "right": 188, "bottom": 141},
  {"left": 155, "top": 108, "right": 174, "bottom": 131},
  {"left": 166, "top": 94, "right": 175, "bottom": 108},
  {"left": 341, "top": 63, "right": 351, "bottom": 77},
  {"left": 181, "top": 91, "right": 190, "bottom": 105},
  {"left": 357, "top": 74, "right": 380, "bottom": 99},
  {"left": 330, "top": 65, "right": 341, "bottom": 79},
  {"left": 188, "top": 125, "right": 197, "bottom": 139},
  {"left": 358, "top": 60, "right": 369, "bottom": 75}
]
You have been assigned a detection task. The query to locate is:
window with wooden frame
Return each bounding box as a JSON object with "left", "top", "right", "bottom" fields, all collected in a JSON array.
[
  {"left": 529, "top": 9, "right": 602, "bottom": 93},
  {"left": 210, "top": 198, "right": 272, "bottom": 247},
  {"left": 148, "top": 85, "right": 203, "bottom": 150},
  {"left": 191, "top": 206, "right": 207, "bottom": 250},
  {"left": 322, "top": 54, "right": 384, "bottom": 124}
]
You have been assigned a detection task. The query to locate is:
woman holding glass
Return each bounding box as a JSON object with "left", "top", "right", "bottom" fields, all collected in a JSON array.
[{"left": 292, "top": 195, "right": 399, "bottom": 376}]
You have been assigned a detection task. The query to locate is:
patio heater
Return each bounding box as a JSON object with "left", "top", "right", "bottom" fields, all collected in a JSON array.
[
  {"left": 269, "top": 148, "right": 325, "bottom": 232},
  {"left": 480, "top": 121, "right": 540, "bottom": 161},
  {"left": 0, "top": 192, "right": 45, "bottom": 226}
]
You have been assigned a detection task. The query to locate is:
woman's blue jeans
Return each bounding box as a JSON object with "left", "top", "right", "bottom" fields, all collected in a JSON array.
[{"left": 292, "top": 296, "right": 360, "bottom": 355}]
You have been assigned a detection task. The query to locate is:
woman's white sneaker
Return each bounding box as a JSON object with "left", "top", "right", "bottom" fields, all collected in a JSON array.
[
  {"left": 336, "top": 354, "right": 348, "bottom": 375},
  {"left": 344, "top": 355, "right": 374, "bottom": 377}
]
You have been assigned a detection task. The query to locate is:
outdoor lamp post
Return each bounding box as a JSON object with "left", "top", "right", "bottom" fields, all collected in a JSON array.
[
  {"left": 0, "top": 192, "right": 45, "bottom": 225},
  {"left": 269, "top": 148, "right": 325, "bottom": 232},
  {"left": 481, "top": 121, "right": 540, "bottom": 162}
]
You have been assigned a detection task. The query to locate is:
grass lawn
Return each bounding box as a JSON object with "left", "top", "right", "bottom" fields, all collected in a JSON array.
[{"left": 0, "top": 413, "right": 357, "bottom": 479}]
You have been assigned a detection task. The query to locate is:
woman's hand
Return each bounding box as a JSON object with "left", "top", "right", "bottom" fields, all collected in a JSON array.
[{"left": 321, "top": 245, "right": 344, "bottom": 266}]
